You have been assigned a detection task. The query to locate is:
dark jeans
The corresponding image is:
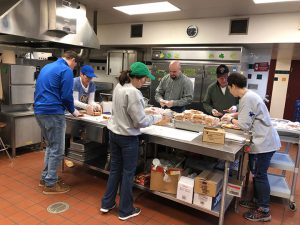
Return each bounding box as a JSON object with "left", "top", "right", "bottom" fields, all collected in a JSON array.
[
  {"left": 35, "top": 114, "right": 66, "bottom": 186},
  {"left": 101, "top": 131, "right": 139, "bottom": 217},
  {"left": 249, "top": 151, "right": 275, "bottom": 209}
]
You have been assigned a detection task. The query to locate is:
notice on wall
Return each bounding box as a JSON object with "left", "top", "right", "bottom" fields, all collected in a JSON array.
[{"left": 254, "top": 62, "right": 269, "bottom": 72}]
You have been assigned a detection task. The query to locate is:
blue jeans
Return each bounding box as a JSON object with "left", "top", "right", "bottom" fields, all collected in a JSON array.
[
  {"left": 249, "top": 151, "right": 275, "bottom": 209},
  {"left": 101, "top": 131, "right": 139, "bottom": 217},
  {"left": 35, "top": 114, "right": 66, "bottom": 187}
]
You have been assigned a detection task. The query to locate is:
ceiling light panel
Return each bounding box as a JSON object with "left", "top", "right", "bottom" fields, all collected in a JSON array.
[
  {"left": 253, "top": 0, "right": 300, "bottom": 4},
  {"left": 113, "top": 1, "right": 180, "bottom": 15}
]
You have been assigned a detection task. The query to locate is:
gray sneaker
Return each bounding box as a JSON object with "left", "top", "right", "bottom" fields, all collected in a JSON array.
[
  {"left": 39, "top": 176, "right": 63, "bottom": 187},
  {"left": 43, "top": 182, "right": 70, "bottom": 195},
  {"left": 118, "top": 208, "right": 141, "bottom": 221}
]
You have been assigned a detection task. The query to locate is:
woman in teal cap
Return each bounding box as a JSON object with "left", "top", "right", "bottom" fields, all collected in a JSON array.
[{"left": 100, "top": 62, "right": 162, "bottom": 220}]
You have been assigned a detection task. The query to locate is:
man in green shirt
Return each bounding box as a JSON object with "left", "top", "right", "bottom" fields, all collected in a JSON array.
[{"left": 203, "top": 64, "right": 239, "bottom": 117}]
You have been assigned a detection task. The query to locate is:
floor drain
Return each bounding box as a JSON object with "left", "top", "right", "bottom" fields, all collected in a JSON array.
[{"left": 47, "top": 202, "right": 69, "bottom": 214}]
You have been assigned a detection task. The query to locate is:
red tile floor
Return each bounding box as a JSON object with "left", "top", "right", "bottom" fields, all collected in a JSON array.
[{"left": 0, "top": 144, "right": 300, "bottom": 225}]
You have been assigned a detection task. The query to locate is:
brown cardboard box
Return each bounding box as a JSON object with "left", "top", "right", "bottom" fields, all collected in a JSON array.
[
  {"left": 194, "top": 170, "right": 224, "bottom": 197},
  {"left": 202, "top": 127, "right": 225, "bottom": 144},
  {"left": 150, "top": 166, "right": 181, "bottom": 194}
]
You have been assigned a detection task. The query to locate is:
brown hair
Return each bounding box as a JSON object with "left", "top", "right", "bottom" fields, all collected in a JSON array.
[
  {"left": 119, "top": 70, "right": 146, "bottom": 85},
  {"left": 62, "top": 50, "right": 79, "bottom": 62}
]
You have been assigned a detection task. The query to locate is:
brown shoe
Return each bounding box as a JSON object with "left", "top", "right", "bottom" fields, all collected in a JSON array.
[
  {"left": 43, "top": 182, "right": 70, "bottom": 195},
  {"left": 39, "top": 176, "right": 63, "bottom": 187}
]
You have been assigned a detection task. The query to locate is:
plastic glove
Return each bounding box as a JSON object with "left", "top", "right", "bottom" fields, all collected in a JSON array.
[
  {"left": 224, "top": 105, "right": 237, "bottom": 113},
  {"left": 159, "top": 99, "right": 166, "bottom": 107},
  {"left": 86, "top": 104, "right": 94, "bottom": 115},
  {"left": 72, "top": 109, "right": 82, "bottom": 117},
  {"left": 221, "top": 114, "right": 233, "bottom": 123},
  {"left": 152, "top": 114, "right": 163, "bottom": 124},
  {"left": 145, "top": 107, "right": 156, "bottom": 115},
  {"left": 212, "top": 109, "right": 223, "bottom": 117},
  {"left": 165, "top": 100, "right": 174, "bottom": 108},
  {"left": 93, "top": 103, "right": 102, "bottom": 113}
]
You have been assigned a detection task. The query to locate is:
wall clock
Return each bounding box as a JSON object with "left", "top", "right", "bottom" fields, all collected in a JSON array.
[{"left": 186, "top": 25, "right": 198, "bottom": 38}]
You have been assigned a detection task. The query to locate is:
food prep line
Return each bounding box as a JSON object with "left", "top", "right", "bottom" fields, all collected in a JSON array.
[{"left": 64, "top": 115, "right": 245, "bottom": 225}]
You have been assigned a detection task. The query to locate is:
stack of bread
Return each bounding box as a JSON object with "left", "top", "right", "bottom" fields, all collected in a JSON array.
[
  {"left": 145, "top": 107, "right": 173, "bottom": 126},
  {"left": 174, "top": 110, "right": 220, "bottom": 127}
]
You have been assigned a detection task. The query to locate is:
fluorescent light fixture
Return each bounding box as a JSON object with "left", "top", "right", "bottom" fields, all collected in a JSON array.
[
  {"left": 113, "top": 1, "right": 180, "bottom": 15},
  {"left": 253, "top": 0, "right": 300, "bottom": 3}
]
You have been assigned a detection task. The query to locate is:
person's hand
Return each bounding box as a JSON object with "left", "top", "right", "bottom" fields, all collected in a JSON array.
[
  {"left": 224, "top": 105, "right": 237, "bottom": 113},
  {"left": 72, "top": 109, "right": 82, "bottom": 117},
  {"left": 93, "top": 103, "right": 102, "bottom": 113},
  {"left": 212, "top": 109, "right": 223, "bottom": 117},
  {"left": 159, "top": 99, "right": 166, "bottom": 107},
  {"left": 86, "top": 104, "right": 94, "bottom": 115},
  {"left": 164, "top": 100, "right": 174, "bottom": 108},
  {"left": 153, "top": 114, "right": 163, "bottom": 124},
  {"left": 221, "top": 114, "right": 233, "bottom": 123},
  {"left": 145, "top": 107, "right": 156, "bottom": 115}
]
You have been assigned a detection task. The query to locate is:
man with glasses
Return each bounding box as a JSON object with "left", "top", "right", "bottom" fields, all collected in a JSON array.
[
  {"left": 34, "top": 50, "right": 81, "bottom": 194},
  {"left": 203, "top": 64, "right": 239, "bottom": 117},
  {"left": 73, "top": 65, "right": 102, "bottom": 115},
  {"left": 155, "top": 61, "right": 193, "bottom": 113}
]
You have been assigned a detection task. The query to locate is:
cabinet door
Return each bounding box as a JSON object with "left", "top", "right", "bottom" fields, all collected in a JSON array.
[
  {"left": 15, "top": 116, "right": 41, "bottom": 148},
  {"left": 107, "top": 52, "right": 124, "bottom": 75}
]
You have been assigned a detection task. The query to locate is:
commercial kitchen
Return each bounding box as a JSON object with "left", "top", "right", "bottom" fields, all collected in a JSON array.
[{"left": 0, "top": 0, "right": 300, "bottom": 224}]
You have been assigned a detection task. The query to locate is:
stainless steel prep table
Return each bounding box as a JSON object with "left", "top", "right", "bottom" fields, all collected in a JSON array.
[
  {"left": 64, "top": 117, "right": 245, "bottom": 225},
  {"left": 64, "top": 114, "right": 109, "bottom": 173},
  {"left": 141, "top": 126, "right": 245, "bottom": 225}
]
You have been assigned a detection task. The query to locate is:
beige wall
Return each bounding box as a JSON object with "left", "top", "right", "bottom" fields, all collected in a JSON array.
[{"left": 98, "top": 13, "right": 300, "bottom": 45}]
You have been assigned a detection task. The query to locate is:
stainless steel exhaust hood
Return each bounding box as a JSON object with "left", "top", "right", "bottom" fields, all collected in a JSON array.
[{"left": 0, "top": 0, "right": 99, "bottom": 49}]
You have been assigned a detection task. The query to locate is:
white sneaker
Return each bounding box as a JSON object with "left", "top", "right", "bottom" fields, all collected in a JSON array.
[
  {"left": 100, "top": 203, "right": 116, "bottom": 213},
  {"left": 118, "top": 208, "right": 141, "bottom": 220}
]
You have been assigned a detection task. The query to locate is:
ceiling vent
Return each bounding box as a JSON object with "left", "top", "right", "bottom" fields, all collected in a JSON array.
[
  {"left": 131, "top": 24, "right": 143, "bottom": 38},
  {"left": 229, "top": 18, "right": 249, "bottom": 35}
]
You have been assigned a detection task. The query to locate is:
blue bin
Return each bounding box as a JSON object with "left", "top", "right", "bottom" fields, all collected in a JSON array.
[{"left": 295, "top": 100, "right": 300, "bottom": 122}]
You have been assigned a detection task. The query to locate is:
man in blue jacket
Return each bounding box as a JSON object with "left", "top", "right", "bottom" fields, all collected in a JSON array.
[{"left": 34, "top": 50, "right": 80, "bottom": 194}]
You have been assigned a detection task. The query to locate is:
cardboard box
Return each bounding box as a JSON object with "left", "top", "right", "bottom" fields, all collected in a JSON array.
[
  {"left": 194, "top": 170, "right": 223, "bottom": 197},
  {"left": 202, "top": 127, "right": 225, "bottom": 144},
  {"left": 176, "top": 176, "right": 194, "bottom": 204},
  {"left": 227, "top": 178, "right": 243, "bottom": 197},
  {"left": 193, "top": 191, "right": 222, "bottom": 210},
  {"left": 150, "top": 166, "right": 181, "bottom": 194}
]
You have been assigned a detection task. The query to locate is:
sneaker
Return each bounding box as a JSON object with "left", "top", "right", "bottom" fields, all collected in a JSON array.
[
  {"left": 243, "top": 208, "right": 271, "bottom": 222},
  {"left": 118, "top": 208, "right": 141, "bottom": 221},
  {"left": 39, "top": 176, "right": 63, "bottom": 187},
  {"left": 43, "top": 182, "right": 70, "bottom": 195},
  {"left": 100, "top": 203, "right": 116, "bottom": 213},
  {"left": 239, "top": 199, "right": 257, "bottom": 209}
]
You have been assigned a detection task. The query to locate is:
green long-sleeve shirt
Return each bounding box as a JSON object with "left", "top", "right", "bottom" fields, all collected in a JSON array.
[{"left": 203, "top": 82, "right": 239, "bottom": 115}]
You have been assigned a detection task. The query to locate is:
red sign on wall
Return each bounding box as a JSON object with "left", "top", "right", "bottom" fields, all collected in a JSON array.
[{"left": 254, "top": 62, "right": 269, "bottom": 72}]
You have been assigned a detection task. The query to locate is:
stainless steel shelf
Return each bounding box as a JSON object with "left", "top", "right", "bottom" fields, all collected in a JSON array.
[
  {"left": 270, "top": 152, "right": 295, "bottom": 171},
  {"left": 268, "top": 173, "right": 291, "bottom": 199},
  {"left": 134, "top": 183, "right": 233, "bottom": 218}
]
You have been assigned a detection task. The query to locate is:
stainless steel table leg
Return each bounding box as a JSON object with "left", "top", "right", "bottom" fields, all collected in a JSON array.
[
  {"left": 234, "top": 152, "right": 245, "bottom": 212},
  {"left": 219, "top": 160, "right": 230, "bottom": 225},
  {"left": 289, "top": 141, "right": 300, "bottom": 204}
]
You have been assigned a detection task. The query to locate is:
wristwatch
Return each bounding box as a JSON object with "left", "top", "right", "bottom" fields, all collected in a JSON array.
[{"left": 230, "top": 118, "right": 235, "bottom": 124}]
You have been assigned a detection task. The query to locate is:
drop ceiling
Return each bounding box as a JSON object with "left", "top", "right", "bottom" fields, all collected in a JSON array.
[{"left": 79, "top": 0, "right": 300, "bottom": 25}]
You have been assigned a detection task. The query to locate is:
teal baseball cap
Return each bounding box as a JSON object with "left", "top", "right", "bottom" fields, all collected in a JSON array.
[{"left": 130, "top": 62, "right": 155, "bottom": 80}]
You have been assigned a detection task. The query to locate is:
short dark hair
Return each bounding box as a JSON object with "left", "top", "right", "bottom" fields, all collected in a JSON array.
[
  {"left": 62, "top": 50, "right": 79, "bottom": 62},
  {"left": 216, "top": 64, "right": 229, "bottom": 77},
  {"left": 227, "top": 72, "right": 247, "bottom": 88}
]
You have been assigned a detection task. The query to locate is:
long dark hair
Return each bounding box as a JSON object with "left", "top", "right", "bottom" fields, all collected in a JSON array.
[{"left": 119, "top": 70, "right": 146, "bottom": 86}]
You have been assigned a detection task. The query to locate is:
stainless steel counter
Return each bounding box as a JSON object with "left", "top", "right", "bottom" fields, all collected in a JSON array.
[{"left": 0, "top": 111, "right": 42, "bottom": 157}]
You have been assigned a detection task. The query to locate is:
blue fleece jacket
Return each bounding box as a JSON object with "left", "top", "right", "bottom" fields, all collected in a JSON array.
[{"left": 34, "top": 58, "right": 75, "bottom": 115}]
